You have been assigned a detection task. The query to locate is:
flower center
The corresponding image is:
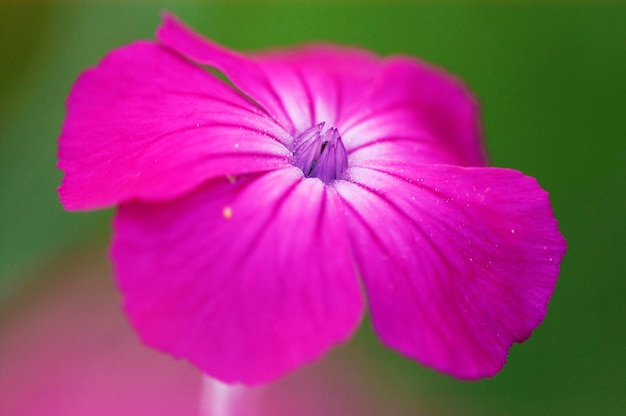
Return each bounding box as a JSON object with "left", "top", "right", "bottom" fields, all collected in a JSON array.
[{"left": 293, "top": 122, "right": 348, "bottom": 184}]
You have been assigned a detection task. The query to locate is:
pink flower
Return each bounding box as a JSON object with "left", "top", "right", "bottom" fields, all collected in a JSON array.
[{"left": 58, "top": 13, "right": 566, "bottom": 385}]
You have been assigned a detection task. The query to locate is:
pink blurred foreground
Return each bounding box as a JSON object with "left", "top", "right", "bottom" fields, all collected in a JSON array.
[{"left": 1, "top": 248, "right": 439, "bottom": 416}]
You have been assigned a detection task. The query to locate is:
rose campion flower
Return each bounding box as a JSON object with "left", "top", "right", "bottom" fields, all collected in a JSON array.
[{"left": 58, "top": 13, "right": 566, "bottom": 385}]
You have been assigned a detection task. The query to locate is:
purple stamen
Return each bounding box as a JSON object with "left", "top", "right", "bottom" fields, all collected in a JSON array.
[{"left": 293, "top": 123, "right": 348, "bottom": 183}]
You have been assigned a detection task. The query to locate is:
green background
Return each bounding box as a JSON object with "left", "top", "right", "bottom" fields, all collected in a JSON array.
[{"left": 1, "top": 1, "right": 624, "bottom": 415}]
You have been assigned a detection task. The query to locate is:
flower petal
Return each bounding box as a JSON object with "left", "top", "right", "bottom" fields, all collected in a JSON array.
[
  {"left": 253, "top": 46, "right": 381, "bottom": 133},
  {"left": 335, "top": 162, "right": 565, "bottom": 378},
  {"left": 157, "top": 14, "right": 295, "bottom": 132},
  {"left": 58, "top": 41, "right": 292, "bottom": 211},
  {"left": 112, "top": 168, "right": 364, "bottom": 384},
  {"left": 340, "top": 58, "right": 487, "bottom": 168},
  {"left": 157, "top": 14, "right": 381, "bottom": 134}
]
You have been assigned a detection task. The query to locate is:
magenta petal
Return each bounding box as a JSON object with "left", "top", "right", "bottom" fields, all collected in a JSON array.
[
  {"left": 253, "top": 46, "right": 381, "bottom": 132},
  {"left": 340, "top": 57, "right": 487, "bottom": 168},
  {"left": 112, "top": 168, "right": 364, "bottom": 384},
  {"left": 58, "top": 41, "right": 292, "bottom": 211},
  {"left": 157, "top": 14, "right": 295, "bottom": 132},
  {"left": 157, "top": 14, "right": 381, "bottom": 134},
  {"left": 335, "top": 162, "right": 565, "bottom": 378}
]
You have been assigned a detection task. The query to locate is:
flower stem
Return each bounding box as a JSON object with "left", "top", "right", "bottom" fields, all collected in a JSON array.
[{"left": 200, "top": 375, "right": 248, "bottom": 416}]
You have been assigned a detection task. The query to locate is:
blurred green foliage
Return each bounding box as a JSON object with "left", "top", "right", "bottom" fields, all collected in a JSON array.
[{"left": 1, "top": 1, "right": 624, "bottom": 415}]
